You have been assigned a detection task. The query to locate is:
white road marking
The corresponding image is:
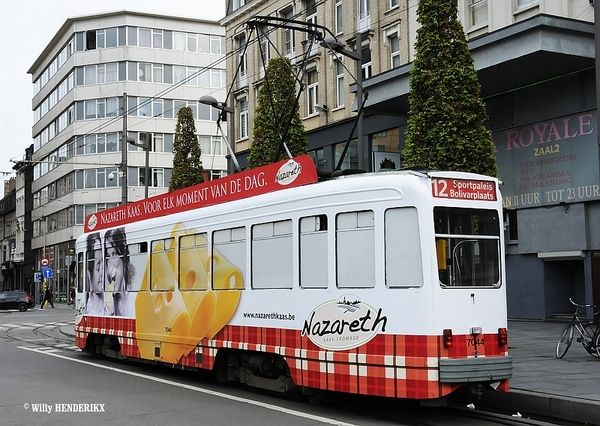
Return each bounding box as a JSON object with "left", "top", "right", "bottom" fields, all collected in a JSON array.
[{"left": 18, "top": 346, "right": 357, "bottom": 426}]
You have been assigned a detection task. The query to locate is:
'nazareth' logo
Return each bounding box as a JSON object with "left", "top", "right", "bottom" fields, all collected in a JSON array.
[
  {"left": 302, "top": 295, "right": 387, "bottom": 350},
  {"left": 87, "top": 214, "right": 98, "bottom": 230},
  {"left": 275, "top": 160, "right": 302, "bottom": 186}
]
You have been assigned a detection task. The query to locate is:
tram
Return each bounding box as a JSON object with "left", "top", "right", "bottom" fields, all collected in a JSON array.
[{"left": 74, "top": 155, "right": 511, "bottom": 403}]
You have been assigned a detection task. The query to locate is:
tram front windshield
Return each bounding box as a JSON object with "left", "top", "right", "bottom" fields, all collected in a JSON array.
[{"left": 434, "top": 207, "right": 500, "bottom": 287}]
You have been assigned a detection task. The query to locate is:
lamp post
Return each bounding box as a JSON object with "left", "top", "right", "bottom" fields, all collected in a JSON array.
[
  {"left": 128, "top": 136, "right": 150, "bottom": 199},
  {"left": 121, "top": 93, "right": 128, "bottom": 205},
  {"left": 199, "top": 95, "right": 240, "bottom": 173},
  {"left": 120, "top": 93, "right": 148, "bottom": 202},
  {"left": 321, "top": 33, "right": 366, "bottom": 171}
]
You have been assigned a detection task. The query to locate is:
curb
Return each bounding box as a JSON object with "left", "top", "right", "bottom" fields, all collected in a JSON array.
[
  {"left": 60, "top": 326, "right": 76, "bottom": 338},
  {"left": 474, "top": 388, "right": 600, "bottom": 425}
]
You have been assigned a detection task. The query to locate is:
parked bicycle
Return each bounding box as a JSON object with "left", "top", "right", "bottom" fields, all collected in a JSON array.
[{"left": 555, "top": 298, "right": 600, "bottom": 359}]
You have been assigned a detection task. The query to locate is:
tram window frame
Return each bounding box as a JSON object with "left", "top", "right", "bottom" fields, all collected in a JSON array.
[
  {"left": 299, "top": 214, "right": 328, "bottom": 289},
  {"left": 336, "top": 210, "right": 375, "bottom": 289},
  {"left": 251, "top": 219, "right": 293, "bottom": 289},
  {"left": 384, "top": 207, "right": 423, "bottom": 288},
  {"left": 77, "top": 251, "right": 84, "bottom": 293},
  {"left": 126, "top": 241, "right": 148, "bottom": 292},
  {"left": 150, "top": 237, "right": 175, "bottom": 291},
  {"left": 434, "top": 207, "right": 501, "bottom": 288},
  {"left": 212, "top": 226, "right": 246, "bottom": 290},
  {"left": 179, "top": 232, "right": 209, "bottom": 291}
]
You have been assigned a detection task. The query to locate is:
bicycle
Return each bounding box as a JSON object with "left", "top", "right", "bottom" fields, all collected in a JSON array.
[{"left": 555, "top": 298, "right": 600, "bottom": 359}]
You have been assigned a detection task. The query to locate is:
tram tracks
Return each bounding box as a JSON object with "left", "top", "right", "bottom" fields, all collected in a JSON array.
[
  {"left": 322, "top": 392, "right": 580, "bottom": 426},
  {"left": 1, "top": 319, "right": 79, "bottom": 352}
]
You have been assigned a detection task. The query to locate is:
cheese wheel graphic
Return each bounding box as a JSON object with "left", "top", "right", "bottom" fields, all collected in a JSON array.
[
  {"left": 206, "top": 251, "right": 243, "bottom": 338},
  {"left": 206, "top": 290, "right": 241, "bottom": 339},
  {"left": 136, "top": 244, "right": 192, "bottom": 363},
  {"left": 179, "top": 245, "right": 209, "bottom": 290},
  {"left": 180, "top": 291, "right": 216, "bottom": 356}
]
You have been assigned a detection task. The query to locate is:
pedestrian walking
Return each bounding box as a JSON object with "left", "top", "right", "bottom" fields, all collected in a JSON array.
[
  {"left": 40, "top": 286, "right": 55, "bottom": 309},
  {"left": 68, "top": 286, "right": 76, "bottom": 306}
]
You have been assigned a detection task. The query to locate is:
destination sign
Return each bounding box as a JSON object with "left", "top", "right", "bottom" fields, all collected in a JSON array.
[{"left": 431, "top": 178, "right": 497, "bottom": 201}]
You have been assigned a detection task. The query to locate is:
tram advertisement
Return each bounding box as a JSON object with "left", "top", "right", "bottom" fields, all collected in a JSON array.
[
  {"left": 493, "top": 110, "right": 599, "bottom": 209},
  {"left": 84, "top": 155, "right": 318, "bottom": 233}
]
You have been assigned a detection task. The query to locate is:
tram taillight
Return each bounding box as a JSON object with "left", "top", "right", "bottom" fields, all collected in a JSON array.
[
  {"left": 443, "top": 329, "right": 453, "bottom": 348},
  {"left": 498, "top": 327, "right": 508, "bottom": 346}
]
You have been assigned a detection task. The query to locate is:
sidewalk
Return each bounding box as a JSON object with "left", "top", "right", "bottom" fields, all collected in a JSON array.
[
  {"left": 474, "top": 320, "right": 600, "bottom": 425},
  {"left": 59, "top": 309, "right": 600, "bottom": 424}
]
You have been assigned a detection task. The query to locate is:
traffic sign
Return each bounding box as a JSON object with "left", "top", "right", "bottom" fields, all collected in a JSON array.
[
  {"left": 43, "top": 267, "right": 53, "bottom": 279},
  {"left": 34, "top": 272, "right": 42, "bottom": 282},
  {"left": 40, "top": 257, "right": 50, "bottom": 267}
]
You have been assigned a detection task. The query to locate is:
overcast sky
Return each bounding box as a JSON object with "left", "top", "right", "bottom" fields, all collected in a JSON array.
[{"left": 0, "top": 0, "right": 225, "bottom": 183}]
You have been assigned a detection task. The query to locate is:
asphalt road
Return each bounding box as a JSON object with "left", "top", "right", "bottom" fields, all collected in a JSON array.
[{"left": 0, "top": 307, "right": 571, "bottom": 426}]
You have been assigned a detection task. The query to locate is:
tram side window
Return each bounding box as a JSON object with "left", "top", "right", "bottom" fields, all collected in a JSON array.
[
  {"left": 385, "top": 207, "right": 423, "bottom": 288},
  {"left": 212, "top": 226, "right": 245, "bottom": 290},
  {"left": 179, "top": 233, "right": 209, "bottom": 291},
  {"left": 77, "top": 252, "right": 84, "bottom": 293},
  {"left": 126, "top": 242, "right": 147, "bottom": 291},
  {"left": 150, "top": 237, "right": 175, "bottom": 291},
  {"left": 299, "top": 215, "right": 328, "bottom": 289},
  {"left": 252, "top": 220, "right": 293, "bottom": 289},
  {"left": 434, "top": 207, "right": 501, "bottom": 287},
  {"left": 336, "top": 210, "right": 375, "bottom": 288}
]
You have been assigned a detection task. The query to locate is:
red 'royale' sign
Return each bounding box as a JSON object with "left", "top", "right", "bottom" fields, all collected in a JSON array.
[
  {"left": 85, "top": 155, "right": 318, "bottom": 232},
  {"left": 431, "top": 177, "right": 497, "bottom": 201}
]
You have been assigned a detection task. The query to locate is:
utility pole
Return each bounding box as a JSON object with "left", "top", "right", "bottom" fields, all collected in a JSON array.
[{"left": 121, "top": 93, "right": 128, "bottom": 205}]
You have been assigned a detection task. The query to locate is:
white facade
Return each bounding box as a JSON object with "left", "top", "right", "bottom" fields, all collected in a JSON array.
[{"left": 27, "top": 11, "right": 227, "bottom": 300}]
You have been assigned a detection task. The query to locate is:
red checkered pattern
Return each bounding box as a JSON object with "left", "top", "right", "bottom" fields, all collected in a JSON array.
[
  {"left": 75, "top": 317, "right": 509, "bottom": 400},
  {"left": 75, "top": 315, "right": 139, "bottom": 357}
]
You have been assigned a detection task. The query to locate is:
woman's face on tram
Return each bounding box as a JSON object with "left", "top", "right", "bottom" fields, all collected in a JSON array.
[
  {"left": 105, "top": 238, "right": 124, "bottom": 292},
  {"left": 89, "top": 237, "right": 103, "bottom": 293}
]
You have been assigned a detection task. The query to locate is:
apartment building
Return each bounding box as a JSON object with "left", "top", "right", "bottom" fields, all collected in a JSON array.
[
  {"left": 220, "top": 0, "right": 597, "bottom": 319},
  {"left": 10, "top": 11, "right": 228, "bottom": 302}
]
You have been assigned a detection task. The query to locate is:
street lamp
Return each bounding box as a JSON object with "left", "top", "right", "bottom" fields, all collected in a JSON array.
[
  {"left": 128, "top": 136, "right": 150, "bottom": 199},
  {"left": 199, "top": 95, "right": 241, "bottom": 173},
  {"left": 321, "top": 34, "right": 367, "bottom": 171}
]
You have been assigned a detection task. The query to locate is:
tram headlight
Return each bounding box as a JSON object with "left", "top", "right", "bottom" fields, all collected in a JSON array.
[{"left": 443, "top": 329, "right": 453, "bottom": 348}]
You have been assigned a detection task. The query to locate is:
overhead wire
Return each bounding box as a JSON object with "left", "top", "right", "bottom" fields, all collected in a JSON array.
[{"left": 34, "top": 0, "right": 424, "bottom": 171}]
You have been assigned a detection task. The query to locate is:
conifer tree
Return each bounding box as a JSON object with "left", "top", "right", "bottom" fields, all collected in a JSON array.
[
  {"left": 248, "top": 57, "right": 307, "bottom": 168},
  {"left": 169, "top": 106, "right": 204, "bottom": 191},
  {"left": 403, "top": 0, "right": 497, "bottom": 177}
]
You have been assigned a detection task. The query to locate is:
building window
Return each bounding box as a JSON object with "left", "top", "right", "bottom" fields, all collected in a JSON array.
[
  {"left": 469, "top": 0, "right": 488, "bottom": 27},
  {"left": 259, "top": 25, "right": 270, "bottom": 76},
  {"left": 139, "top": 28, "right": 152, "bottom": 47},
  {"left": 390, "top": 0, "right": 398, "bottom": 8},
  {"left": 358, "top": 0, "right": 371, "bottom": 30},
  {"left": 239, "top": 98, "right": 248, "bottom": 139},
  {"left": 307, "top": 70, "right": 318, "bottom": 115},
  {"left": 336, "top": 60, "right": 345, "bottom": 108},
  {"left": 152, "top": 169, "right": 164, "bottom": 187},
  {"left": 362, "top": 46, "right": 372, "bottom": 80},
  {"left": 236, "top": 34, "right": 248, "bottom": 78},
  {"left": 306, "top": 0, "right": 317, "bottom": 35},
  {"left": 389, "top": 34, "right": 400, "bottom": 69},
  {"left": 281, "top": 7, "right": 294, "bottom": 57},
  {"left": 335, "top": 0, "right": 343, "bottom": 34},
  {"left": 153, "top": 29, "right": 163, "bottom": 49},
  {"left": 516, "top": 0, "right": 537, "bottom": 7}
]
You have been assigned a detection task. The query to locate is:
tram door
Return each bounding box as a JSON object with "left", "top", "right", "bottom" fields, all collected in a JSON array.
[{"left": 592, "top": 251, "right": 600, "bottom": 310}]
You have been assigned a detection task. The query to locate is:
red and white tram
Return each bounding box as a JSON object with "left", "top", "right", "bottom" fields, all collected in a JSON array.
[{"left": 74, "top": 155, "right": 511, "bottom": 403}]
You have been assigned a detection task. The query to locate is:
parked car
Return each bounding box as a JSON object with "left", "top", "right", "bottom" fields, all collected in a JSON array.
[{"left": 0, "top": 291, "right": 35, "bottom": 311}]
